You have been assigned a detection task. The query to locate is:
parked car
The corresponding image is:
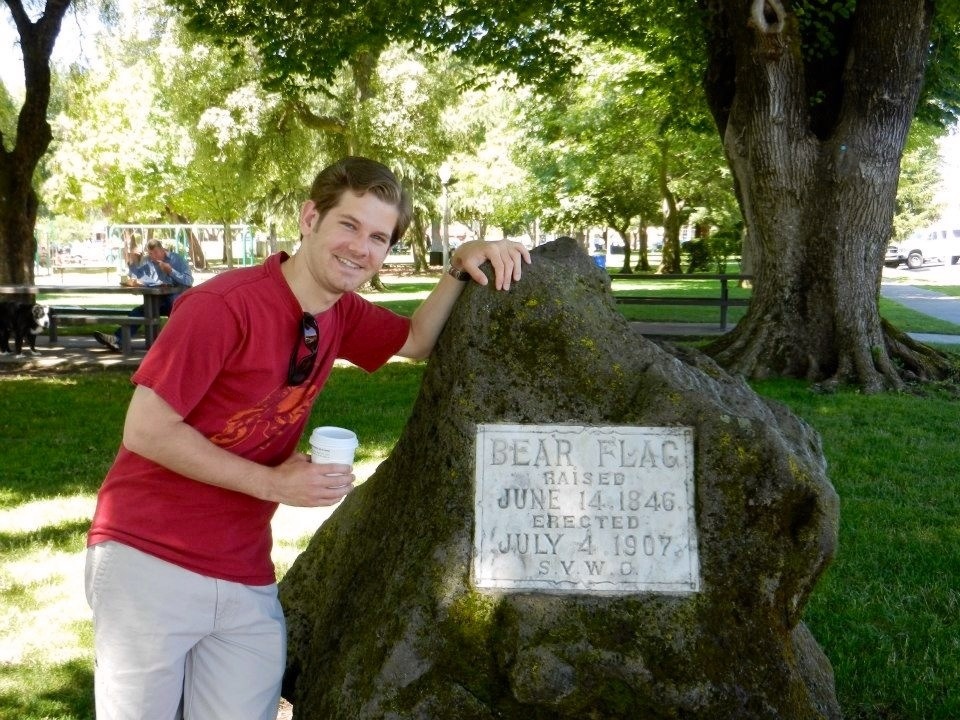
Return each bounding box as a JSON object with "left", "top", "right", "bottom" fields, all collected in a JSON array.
[{"left": 885, "top": 226, "right": 960, "bottom": 269}]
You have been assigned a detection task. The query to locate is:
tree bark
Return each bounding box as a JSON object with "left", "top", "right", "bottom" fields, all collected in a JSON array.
[
  {"left": 409, "top": 207, "right": 430, "bottom": 272},
  {"left": 613, "top": 222, "right": 632, "bottom": 273},
  {"left": 701, "top": 0, "right": 953, "bottom": 391},
  {"left": 634, "top": 223, "right": 652, "bottom": 272},
  {"left": 0, "top": 0, "right": 71, "bottom": 285},
  {"left": 656, "top": 141, "right": 683, "bottom": 274},
  {"left": 164, "top": 206, "right": 208, "bottom": 269}
]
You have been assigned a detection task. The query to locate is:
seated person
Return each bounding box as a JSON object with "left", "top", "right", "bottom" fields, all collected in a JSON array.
[
  {"left": 95, "top": 240, "right": 193, "bottom": 352},
  {"left": 120, "top": 241, "right": 157, "bottom": 286}
]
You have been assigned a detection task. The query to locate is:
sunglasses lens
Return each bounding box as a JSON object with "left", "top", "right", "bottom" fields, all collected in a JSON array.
[
  {"left": 289, "top": 359, "right": 312, "bottom": 384},
  {"left": 287, "top": 314, "right": 319, "bottom": 385}
]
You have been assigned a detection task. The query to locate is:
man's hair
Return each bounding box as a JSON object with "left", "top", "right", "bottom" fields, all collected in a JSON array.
[
  {"left": 309, "top": 156, "right": 412, "bottom": 246},
  {"left": 145, "top": 240, "right": 166, "bottom": 252}
]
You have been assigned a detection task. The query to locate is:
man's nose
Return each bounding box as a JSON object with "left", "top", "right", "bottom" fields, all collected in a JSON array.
[{"left": 346, "top": 234, "right": 369, "bottom": 257}]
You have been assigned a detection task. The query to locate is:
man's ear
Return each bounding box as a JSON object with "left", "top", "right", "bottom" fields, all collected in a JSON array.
[{"left": 299, "top": 200, "right": 319, "bottom": 234}]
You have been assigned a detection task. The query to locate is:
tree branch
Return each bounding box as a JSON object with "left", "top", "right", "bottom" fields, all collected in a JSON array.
[
  {"left": 5, "top": 0, "right": 30, "bottom": 34},
  {"left": 289, "top": 100, "right": 349, "bottom": 134},
  {"left": 8, "top": 0, "right": 71, "bottom": 170}
]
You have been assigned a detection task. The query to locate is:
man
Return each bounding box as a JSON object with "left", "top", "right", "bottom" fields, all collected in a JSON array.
[
  {"left": 85, "top": 156, "right": 530, "bottom": 719},
  {"left": 94, "top": 239, "right": 193, "bottom": 352}
]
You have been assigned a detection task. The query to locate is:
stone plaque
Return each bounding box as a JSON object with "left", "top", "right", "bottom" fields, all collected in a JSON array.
[{"left": 472, "top": 424, "right": 700, "bottom": 594}]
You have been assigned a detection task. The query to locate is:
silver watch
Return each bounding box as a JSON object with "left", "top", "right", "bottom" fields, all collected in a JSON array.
[{"left": 447, "top": 265, "right": 471, "bottom": 281}]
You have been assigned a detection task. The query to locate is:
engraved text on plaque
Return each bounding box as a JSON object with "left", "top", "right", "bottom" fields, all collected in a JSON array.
[{"left": 472, "top": 424, "right": 700, "bottom": 594}]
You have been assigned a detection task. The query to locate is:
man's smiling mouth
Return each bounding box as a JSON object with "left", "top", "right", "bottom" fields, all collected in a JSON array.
[{"left": 335, "top": 256, "right": 362, "bottom": 270}]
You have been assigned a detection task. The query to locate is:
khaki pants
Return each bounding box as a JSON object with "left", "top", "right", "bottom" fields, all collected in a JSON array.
[{"left": 85, "top": 541, "right": 285, "bottom": 720}]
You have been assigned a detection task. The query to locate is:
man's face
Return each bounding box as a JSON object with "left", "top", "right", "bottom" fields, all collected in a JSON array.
[
  {"left": 298, "top": 191, "right": 398, "bottom": 296},
  {"left": 147, "top": 247, "right": 166, "bottom": 263}
]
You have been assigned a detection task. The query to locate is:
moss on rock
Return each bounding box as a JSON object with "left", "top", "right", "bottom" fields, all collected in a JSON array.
[{"left": 279, "top": 238, "right": 840, "bottom": 719}]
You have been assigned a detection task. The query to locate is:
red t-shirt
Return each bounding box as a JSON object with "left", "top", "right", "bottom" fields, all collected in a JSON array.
[{"left": 87, "top": 253, "right": 410, "bottom": 584}]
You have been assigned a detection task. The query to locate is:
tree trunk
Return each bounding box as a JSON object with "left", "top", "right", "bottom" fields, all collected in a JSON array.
[
  {"left": 188, "top": 231, "right": 207, "bottom": 270},
  {"left": 526, "top": 216, "right": 540, "bottom": 246},
  {"left": 613, "top": 223, "right": 632, "bottom": 273},
  {"left": 0, "top": 0, "right": 71, "bottom": 286},
  {"left": 222, "top": 222, "right": 235, "bottom": 267},
  {"left": 656, "top": 141, "right": 682, "bottom": 274},
  {"left": 165, "top": 206, "right": 207, "bottom": 269},
  {"left": 0, "top": 176, "right": 38, "bottom": 284},
  {"left": 634, "top": 224, "right": 652, "bottom": 272},
  {"left": 701, "top": 0, "right": 952, "bottom": 391},
  {"left": 409, "top": 208, "right": 430, "bottom": 272}
]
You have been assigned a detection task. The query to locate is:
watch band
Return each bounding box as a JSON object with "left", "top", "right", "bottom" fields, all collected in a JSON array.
[{"left": 447, "top": 265, "right": 471, "bottom": 281}]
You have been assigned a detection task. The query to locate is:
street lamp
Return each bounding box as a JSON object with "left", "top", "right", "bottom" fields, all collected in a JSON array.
[{"left": 438, "top": 162, "right": 452, "bottom": 269}]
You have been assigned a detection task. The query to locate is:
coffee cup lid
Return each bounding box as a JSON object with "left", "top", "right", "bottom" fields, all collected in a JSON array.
[{"left": 310, "top": 426, "right": 358, "bottom": 447}]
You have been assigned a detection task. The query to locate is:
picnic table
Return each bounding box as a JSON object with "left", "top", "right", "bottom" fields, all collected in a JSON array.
[{"left": 0, "top": 284, "right": 180, "bottom": 353}]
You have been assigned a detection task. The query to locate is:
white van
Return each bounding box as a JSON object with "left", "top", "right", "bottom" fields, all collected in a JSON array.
[{"left": 885, "top": 226, "right": 960, "bottom": 269}]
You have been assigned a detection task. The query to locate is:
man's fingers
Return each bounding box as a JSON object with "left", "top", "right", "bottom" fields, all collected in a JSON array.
[
  {"left": 455, "top": 240, "right": 531, "bottom": 291},
  {"left": 490, "top": 253, "right": 509, "bottom": 290}
]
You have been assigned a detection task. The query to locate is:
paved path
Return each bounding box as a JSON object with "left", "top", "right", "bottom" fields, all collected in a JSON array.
[{"left": 880, "top": 283, "right": 960, "bottom": 340}]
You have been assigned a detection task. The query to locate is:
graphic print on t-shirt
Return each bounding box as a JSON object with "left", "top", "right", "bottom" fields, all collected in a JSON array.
[{"left": 210, "top": 383, "right": 320, "bottom": 453}]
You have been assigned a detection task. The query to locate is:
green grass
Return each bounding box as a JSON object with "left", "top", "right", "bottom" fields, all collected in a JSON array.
[
  {"left": 0, "top": 374, "right": 130, "bottom": 505},
  {"left": 879, "top": 298, "right": 960, "bottom": 335},
  {"left": 305, "top": 361, "right": 425, "bottom": 462},
  {"left": 1, "top": 363, "right": 958, "bottom": 719},
  {"left": 752, "top": 379, "right": 960, "bottom": 719},
  {"left": 608, "top": 275, "right": 751, "bottom": 324}
]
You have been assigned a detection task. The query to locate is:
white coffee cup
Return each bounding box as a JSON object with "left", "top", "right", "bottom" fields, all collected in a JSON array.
[{"left": 309, "top": 426, "right": 358, "bottom": 465}]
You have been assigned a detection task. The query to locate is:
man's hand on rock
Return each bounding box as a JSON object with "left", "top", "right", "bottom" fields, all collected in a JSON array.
[{"left": 451, "top": 240, "right": 531, "bottom": 291}]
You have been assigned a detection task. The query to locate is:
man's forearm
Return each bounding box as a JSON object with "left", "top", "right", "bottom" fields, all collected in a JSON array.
[
  {"left": 398, "top": 239, "right": 531, "bottom": 359},
  {"left": 123, "top": 386, "right": 355, "bottom": 507},
  {"left": 173, "top": 263, "right": 194, "bottom": 287},
  {"left": 400, "top": 273, "right": 467, "bottom": 359},
  {"left": 123, "top": 386, "right": 276, "bottom": 500}
]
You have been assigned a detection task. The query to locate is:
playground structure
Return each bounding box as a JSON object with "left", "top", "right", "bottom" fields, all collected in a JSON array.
[{"left": 106, "top": 223, "right": 260, "bottom": 269}]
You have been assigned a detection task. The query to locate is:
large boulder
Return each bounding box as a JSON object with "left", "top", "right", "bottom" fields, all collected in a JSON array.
[{"left": 279, "top": 237, "right": 841, "bottom": 719}]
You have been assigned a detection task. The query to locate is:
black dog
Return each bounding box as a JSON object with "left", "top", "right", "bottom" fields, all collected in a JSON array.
[{"left": 0, "top": 301, "right": 50, "bottom": 354}]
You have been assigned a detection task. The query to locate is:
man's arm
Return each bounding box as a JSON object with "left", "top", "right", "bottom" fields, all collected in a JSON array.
[
  {"left": 165, "top": 252, "right": 194, "bottom": 287},
  {"left": 398, "top": 239, "right": 530, "bottom": 360},
  {"left": 125, "top": 261, "right": 160, "bottom": 286},
  {"left": 123, "top": 385, "right": 353, "bottom": 507}
]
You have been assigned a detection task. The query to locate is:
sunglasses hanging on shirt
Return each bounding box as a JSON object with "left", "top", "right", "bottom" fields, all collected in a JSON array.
[{"left": 287, "top": 312, "right": 319, "bottom": 385}]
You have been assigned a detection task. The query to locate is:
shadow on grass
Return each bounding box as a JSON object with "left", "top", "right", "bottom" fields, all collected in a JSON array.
[
  {"left": 0, "top": 373, "right": 129, "bottom": 507},
  {"left": 0, "top": 518, "right": 90, "bottom": 554},
  {"left": 374, "top": 280, "right": 437, "bottom": 293},
  {"left": 371, "top": 298, "right": 422, "bottom": 316},
  {"left": 0, "top": 658, "right": 94, "bottom": 720}
]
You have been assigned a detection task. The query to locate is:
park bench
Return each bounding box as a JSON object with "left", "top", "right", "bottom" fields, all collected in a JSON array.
[
  {"left": 609, "top": 273, "right": 752, "bottom": 330},
  {"left": 1, "top": 284, "right": 177, "bottom": 355},
  {"left": 48, "top": 306, "right": 166, "bottom": 355}
]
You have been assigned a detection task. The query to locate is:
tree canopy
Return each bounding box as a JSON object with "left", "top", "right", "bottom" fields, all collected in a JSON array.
[
  {"left": 36, "top": 1, "right": 509, "bottom": 267},
  {"left": 4, "top": 0, "right": 960, "bottom": 390},
  {"left": 165, "top": 0, "right": 960, "bottom": 390}
]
